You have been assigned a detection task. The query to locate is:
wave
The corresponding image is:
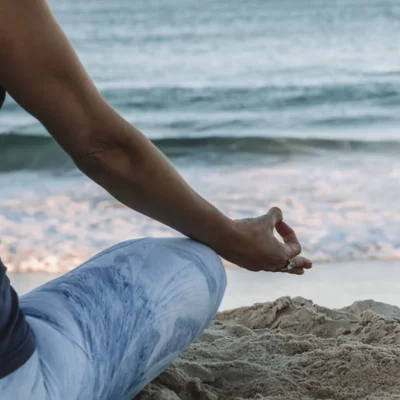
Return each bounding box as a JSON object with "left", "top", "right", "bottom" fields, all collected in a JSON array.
[
  {"left": 100, "top": 82, "right": 400, "bottom": 112},
  {"left": 2, "top": 82, "right": 400, "bottom": 139},
  {"left": 0, "top": 133, "right": 399, "bottom": 172}
]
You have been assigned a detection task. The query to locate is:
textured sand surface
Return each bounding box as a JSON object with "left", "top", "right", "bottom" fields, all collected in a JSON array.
[{"left": 138, "top": 297, "right": 400, "bottom": 400}]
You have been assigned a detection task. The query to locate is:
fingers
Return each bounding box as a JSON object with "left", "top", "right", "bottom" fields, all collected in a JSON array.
[
  {"left": 275, "top": 220, "right": 298, "bottom": 244},
  {"left": 275, "top": 220, "right": 301, "bottom": 258},
  {"left": 290, "top": 256, "right": 312, "bottom": 269},
  {"left": 280, "top": 256, "right": 313, "bottom": 275},
  {"left": 300, "top": 258, "right": 313, "bottom": 269},
  {"left": 266, "top": 207, "right": 283, "bottom": 226},
  {"left": 263, "top": 208, "right": 312, "bottom": 273},
  {"left": 281, "top": 268, "right": 305, "bottom": 275}
]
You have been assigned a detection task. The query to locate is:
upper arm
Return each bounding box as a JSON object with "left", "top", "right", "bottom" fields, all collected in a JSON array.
[{"left": 0, "top": 0, "right": 114, "bottom": 158}]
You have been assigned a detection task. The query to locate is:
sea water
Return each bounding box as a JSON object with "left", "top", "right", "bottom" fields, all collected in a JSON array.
[{"left": 1, "top": 0, "right": 400, "bottom": 272}]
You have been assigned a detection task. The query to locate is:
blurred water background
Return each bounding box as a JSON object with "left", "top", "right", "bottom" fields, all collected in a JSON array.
[{"left": 2, "top": 0, "right": 400, "bottom": 272}]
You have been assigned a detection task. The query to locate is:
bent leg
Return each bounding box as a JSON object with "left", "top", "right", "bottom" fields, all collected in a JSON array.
[
  {"left": 0, "top": 351, "right": 47, "bottom": 399},
  {"left": 18, "top": 238, "right": 227, "bottom": 400}
]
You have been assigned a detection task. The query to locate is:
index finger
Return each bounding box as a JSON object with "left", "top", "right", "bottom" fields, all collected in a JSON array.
[{"left": 275, "top": 221, "right": 301, "bottom": 258}]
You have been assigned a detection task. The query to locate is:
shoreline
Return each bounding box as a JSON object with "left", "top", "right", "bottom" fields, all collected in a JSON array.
[{"left": 222, "top": 259, "right": 400, "bottom": 310}]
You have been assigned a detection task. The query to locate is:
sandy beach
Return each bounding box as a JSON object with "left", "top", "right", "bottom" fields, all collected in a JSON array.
[
  {"left": 2, "top": 0, "right": 400, "bottom": 399},
  {"left": 136, "top": 261, "right": 400, "bottom": 399},
  {"left": 12, "top": 261, "right": 400, "bottom": 399},
  {"left": 138, "top": 295, "right": 400, "bottom": 400}
]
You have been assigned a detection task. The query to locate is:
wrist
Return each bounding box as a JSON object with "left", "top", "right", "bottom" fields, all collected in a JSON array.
[{"left": 203, "top": 215, "right": 242, "bottom": 259}]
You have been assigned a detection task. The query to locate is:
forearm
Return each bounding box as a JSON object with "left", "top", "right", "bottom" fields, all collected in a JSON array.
[{"left": 74, "top": 115, "right": 237, "bottom": 253}]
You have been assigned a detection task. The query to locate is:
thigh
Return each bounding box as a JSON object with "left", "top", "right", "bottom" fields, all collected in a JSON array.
[
  {"left": 0, "top": 350, "right": 47, "bottom": 400},
  {"left": 0, "top": 310, "right": 92, "bottom": 400},
  {"left": 19, "top": 238, "right": 227, "bottom": 400}
]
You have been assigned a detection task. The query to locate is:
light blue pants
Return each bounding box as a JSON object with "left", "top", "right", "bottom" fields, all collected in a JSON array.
[{"left": 0, "top": 238, "right": 227, "bottom": 400}]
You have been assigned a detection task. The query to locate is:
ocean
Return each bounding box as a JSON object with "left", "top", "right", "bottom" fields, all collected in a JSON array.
[{"left": 1, "top": 0, "right": 400, "bottom": 272}]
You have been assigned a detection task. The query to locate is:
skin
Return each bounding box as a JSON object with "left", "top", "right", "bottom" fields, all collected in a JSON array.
[{"left": 0, "top": 0, "right": 312, "bottom": 275}]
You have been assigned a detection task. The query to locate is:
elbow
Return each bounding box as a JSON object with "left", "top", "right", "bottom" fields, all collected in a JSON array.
[
  {"left": 70, "top": 117, "right": 145, "bottom": 180},
  {"left": 71, "top": 126, "right": 128, "bottom": 175},
  {"left": 73, "top": 145, "right": 119, "bottom": 177},
  {"left": 68, "top": 108, "right": 130, "bottom": 165},
  {"left": 72, "top": 134, "right": 137, "bottom": 180}
]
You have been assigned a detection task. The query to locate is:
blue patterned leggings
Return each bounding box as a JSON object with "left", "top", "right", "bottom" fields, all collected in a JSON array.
[{"left": 0, "top": 238, "right": 227, "bottom": 399}]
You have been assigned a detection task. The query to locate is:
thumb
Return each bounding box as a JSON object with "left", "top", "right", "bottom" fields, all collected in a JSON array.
[{"left": 266, "top": 207, "right": 283, "bottom": 227}]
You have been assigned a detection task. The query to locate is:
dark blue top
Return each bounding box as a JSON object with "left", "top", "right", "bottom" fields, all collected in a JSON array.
[
  {"left": 0, "top": 90, "right": 36, "bottom": 377},
  {"left": 0, "top": 87, "right": 5, "bottom": 110},
  {"left": 0, "top": 260, "right": 36, "bottom": 379}
]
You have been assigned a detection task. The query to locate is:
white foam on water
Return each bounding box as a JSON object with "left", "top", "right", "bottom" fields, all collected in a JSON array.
[{"left": 1, "top": 150, "right": 400, "bottom": 273}]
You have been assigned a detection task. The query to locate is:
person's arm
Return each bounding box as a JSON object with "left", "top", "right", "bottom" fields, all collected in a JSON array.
[{"left": 0, "top": 0, "right": 311, "bottom": 274}]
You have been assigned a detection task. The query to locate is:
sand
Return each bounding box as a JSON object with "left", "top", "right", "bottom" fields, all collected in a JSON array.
[
  {"left": 10, "top": 265, "right": 400, "bottom": 399},
  {"left": 137, "top": 296, "right": 400, "bottom": 400}
]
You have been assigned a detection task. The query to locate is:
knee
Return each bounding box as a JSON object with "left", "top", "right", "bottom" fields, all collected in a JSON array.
[
  {"left": 181, "top": 238, "right": 227, "bottom": 312},
  {"left": 139, "top": 237, "right": 227, "bottom": 322}
]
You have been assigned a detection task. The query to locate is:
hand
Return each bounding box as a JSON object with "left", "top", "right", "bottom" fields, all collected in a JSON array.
[{"left": 218, "top": 207, "right": 312, "bottom": 275}]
